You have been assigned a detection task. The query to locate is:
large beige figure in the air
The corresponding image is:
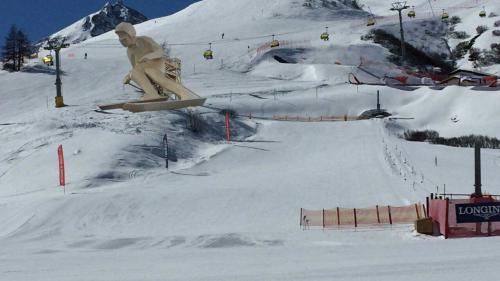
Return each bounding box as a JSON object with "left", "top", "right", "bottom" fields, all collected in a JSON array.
[{"left": 115, "top": 22, "right": 196, "bottom": 101}]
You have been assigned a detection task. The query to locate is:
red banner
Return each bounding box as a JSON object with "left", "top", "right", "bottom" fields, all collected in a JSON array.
[
  {"left": 430, "top": 199, "right": 448, "bottom": 237},
  {"left": 58, "top": 145, "right": 65, "bottom": 186}
]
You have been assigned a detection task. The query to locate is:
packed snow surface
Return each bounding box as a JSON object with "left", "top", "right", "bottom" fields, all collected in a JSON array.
[{"left": 1, "top": 0, "right": 500, "bottom": 280}]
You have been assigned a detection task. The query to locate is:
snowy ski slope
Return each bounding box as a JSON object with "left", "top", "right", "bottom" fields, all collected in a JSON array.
[{"left": 1, "top": 0, "right": 500, "bottom": 280}]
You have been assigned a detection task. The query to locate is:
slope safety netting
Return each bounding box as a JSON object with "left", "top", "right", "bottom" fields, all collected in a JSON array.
[{"left": 300, "top": 204, "right": 425, "bottom": 229}]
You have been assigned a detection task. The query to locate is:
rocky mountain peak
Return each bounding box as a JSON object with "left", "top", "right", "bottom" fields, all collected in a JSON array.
[{"left": 42, "top": 0, "right": 148, "bottom": 45}]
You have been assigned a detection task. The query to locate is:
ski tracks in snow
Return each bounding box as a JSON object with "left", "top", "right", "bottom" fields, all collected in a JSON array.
[
  {"left": 0, "top": 131, "right": 73, "bottom": 180},
  {"left": 380, "top": 122, "right": 433, "bottom": 198}
]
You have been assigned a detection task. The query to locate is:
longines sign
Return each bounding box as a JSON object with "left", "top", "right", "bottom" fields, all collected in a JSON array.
[{"left": 455, "top": 202, "right": 500, "bottom": 223}]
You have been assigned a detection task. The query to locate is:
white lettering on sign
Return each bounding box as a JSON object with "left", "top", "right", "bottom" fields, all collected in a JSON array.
[{"left": 457, "top": 205, "right": 500, "bottom": 220}]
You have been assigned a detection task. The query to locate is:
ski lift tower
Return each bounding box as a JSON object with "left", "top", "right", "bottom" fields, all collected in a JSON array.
[
  {"left": 390, "top": 2, "right": 410, "bottom": 64},
  {"left": 44, "top": 38, "right": 70, "bottom": 108}
]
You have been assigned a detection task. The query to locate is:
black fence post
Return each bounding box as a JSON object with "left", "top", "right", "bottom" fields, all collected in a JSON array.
[
  {"left": 163, "top": 134, "right": 168, "bottom": 169},
  {"left": 474, "top": 143, "right": 482, "bottom": 197}
]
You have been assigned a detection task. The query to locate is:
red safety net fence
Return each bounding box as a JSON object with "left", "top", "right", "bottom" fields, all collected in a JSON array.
[
  {"left": 429, "top": 197, "right": 500, "bottom": 238},
  {"left": 300, "top": 203, "right": 425, "bottom": 229}
]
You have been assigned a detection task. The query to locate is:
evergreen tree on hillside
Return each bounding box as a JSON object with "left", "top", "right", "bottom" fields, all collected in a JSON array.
[
  {"left": 16, "top": 29, "right": 32, "bottom": 71},
  {"left": 2, "top": 25, "right": 33, "bottom": 71},
  {"left": 2, "top": 25, "right": 19, "bottom": 71},
  {"left": 468, "top": 48, "right": 481, "bottom": 68}
]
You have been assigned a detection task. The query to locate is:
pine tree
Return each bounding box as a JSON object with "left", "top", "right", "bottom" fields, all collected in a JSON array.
[
  {"left": 16, "top": 30, "right": 32, "bottom": 71},
  {"left": 1, "top": 25, "right": 33, "bottom": 71},
  {"left": 2, "top": 25, "right": 19, "bottom": 71},
  {"left": 468, "top": 48, "right": 481, "bottom": 68}
]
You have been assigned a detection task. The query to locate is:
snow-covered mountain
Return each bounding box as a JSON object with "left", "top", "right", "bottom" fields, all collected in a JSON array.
[
  {"left": 1, "top": 0, "right": 500, "bottom": 280},
  {"left": 40, "top": 1, "right": 147, "bottom": 45},
  {"left": 359, "top": 0, "right": 500, "bottom": 69}
]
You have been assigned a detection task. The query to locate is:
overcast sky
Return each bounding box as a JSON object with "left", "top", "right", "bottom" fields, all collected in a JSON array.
[{"left": 1, "top": 0, "right": 200, "bottom": 44}]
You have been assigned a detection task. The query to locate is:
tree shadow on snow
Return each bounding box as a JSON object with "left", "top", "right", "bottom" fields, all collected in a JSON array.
[{"left": 21, "top": 64, "right": 66, "bottom": 75}]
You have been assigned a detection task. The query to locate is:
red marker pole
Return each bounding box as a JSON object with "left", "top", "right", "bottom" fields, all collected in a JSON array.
[{"left": 58, "top": 145, "right": 65, "bottom": 194}]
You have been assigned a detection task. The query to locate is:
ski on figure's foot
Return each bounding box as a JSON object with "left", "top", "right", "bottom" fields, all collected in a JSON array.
[
  {"left": 122, "top": 98, "right": 207, "bottom": 113},
  {"left": 97, "top": 97, "right": 168, "bottom": 110}
]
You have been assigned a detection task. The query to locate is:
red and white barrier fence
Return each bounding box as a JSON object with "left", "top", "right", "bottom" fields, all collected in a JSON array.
[{"left": 300, "top": 203, "right": 425, "bottom": 229}]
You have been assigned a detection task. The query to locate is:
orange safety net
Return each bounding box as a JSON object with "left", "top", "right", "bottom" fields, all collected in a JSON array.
[
  {"left": 391, "top": 205, "right": 422, "bottom": 224},
  {"left": 301, "top": 203, "right": 425, "bottom": 229},
  {"left": 272, "top": 115, "right": 359, "bottom": 122},
  {"left": 300, "top": 209, "right": 323, "bottom": 228}
]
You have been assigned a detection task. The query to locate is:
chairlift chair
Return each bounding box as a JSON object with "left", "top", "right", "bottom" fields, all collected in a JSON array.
[
  {"left": 366, "top": 6, "right": 376, "bottom": 27},
  {"left": 203, "top": 43, "right": 213, "bottom": 60},
  {"left": 203, "top": 50, "right": 213, "bottom": 60},
  {"left": 320, "top": 27, "right": 329, "bottom": 41},
  {"left": 42, "top": 54, "right": 53, "bottom": 66},
  {"left": 270, "top": 35, "right": 279, "bottom": 48},
  {"left": 408, "top": 7, "right": 416, "bottom": 18},
  {"left": 479, "top": 7, "right": 486, "bottom": 18},
  {"left": 367, "top": 17, "right": 376, "bottom": 26},
  {"left": 441, "top": 9, "right": 449, "bottom": 21}
]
